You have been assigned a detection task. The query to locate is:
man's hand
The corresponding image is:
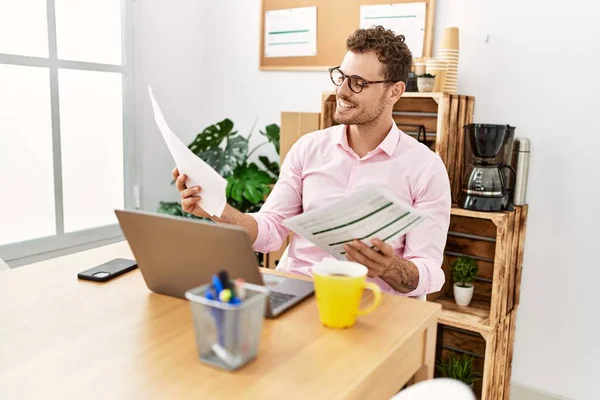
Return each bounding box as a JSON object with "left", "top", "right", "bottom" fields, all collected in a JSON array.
[
  {"left": 344, "top": 238, "right": 420, "bottom": 294},
  {"left": 173, "top": 168, "right": 210, "bottom": 219},
  {"left": 172, "top": 168, "right": 260, "bottom": 242},
  {"left": 343, "top": 239, "right": 394, "bottom": 278}
]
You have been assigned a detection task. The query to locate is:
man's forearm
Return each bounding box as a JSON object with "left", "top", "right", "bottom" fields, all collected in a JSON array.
[
  {"left": 380, "top": 257, "right": 420, "bottom": 294},
  {"left": 211, "top": 204, "right": 259, "bottom": 243}
]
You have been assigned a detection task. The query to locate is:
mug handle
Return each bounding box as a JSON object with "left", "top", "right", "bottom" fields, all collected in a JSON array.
[{"left": 356, "top": 282, "right": 382, "bottom": 316}]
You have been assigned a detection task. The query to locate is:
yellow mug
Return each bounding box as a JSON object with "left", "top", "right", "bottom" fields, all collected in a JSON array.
[{"left": 313, "top": 260, "right": 382, "bottom": 329}]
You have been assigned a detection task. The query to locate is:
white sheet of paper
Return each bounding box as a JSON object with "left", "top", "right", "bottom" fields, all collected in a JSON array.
[
  {"left": 283, "top": 184, "right": 429, "bottom": 260},
  {"left": 360, "top": 3, "right": 426, "bottom": 58},
  {"left": 264, "top": 6, "right": 317, "bottom": 58},
  {"left": 148, "top": 86, "right": 227, "bottom": 218}
]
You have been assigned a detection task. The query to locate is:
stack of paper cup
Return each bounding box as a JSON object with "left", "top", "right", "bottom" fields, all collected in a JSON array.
[
  {"left": 414, "top": 63, "right": 426, "bottom": 76},
  {"left": 425, "top": 58, "right": 448, "bottom": 92},
  {"left": 439, "top": 27, "right": 459, "bottom": 94}
]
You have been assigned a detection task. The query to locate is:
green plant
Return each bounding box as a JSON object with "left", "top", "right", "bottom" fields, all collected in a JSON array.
[
  {"left": 417, "top": 73, "right": 436, "bottom": 78},
  {"left": 157, "top": 201, "right": 208, "bottom": 220},
  {"left": 451, "top": 256, "right": 479, "bottom": 287},
  {"left": 158, "top": 118, "right": 280, "bottom": 216},
  {"left": 436, "top": 352, "right": 478, "bottom": 386}
]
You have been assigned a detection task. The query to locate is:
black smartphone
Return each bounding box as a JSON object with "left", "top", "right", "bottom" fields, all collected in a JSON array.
[{"left": 77, "top": 258, "right": 138, "bottom": 282}]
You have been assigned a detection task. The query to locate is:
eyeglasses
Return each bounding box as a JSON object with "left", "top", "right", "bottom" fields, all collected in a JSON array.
[{"left": 329, "top": 66, "right": 398, "bottom": 94}]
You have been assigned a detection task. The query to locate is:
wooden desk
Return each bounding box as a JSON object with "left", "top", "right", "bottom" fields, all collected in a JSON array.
[{"left": 0, "top": 242, "right": 441, "bottom": 400}]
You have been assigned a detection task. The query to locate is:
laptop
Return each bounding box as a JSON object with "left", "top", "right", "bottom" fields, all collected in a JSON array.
[{"left": 114, "top": 209, "right": 314, "bottom": 318}]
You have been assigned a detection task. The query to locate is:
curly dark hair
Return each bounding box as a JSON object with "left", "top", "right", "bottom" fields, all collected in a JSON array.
[{"left": 346, "top": 25, "right": 412, "bottom": 85}]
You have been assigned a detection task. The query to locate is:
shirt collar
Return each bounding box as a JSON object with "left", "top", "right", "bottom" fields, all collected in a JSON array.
[{"left": 334, "top": 121, "right": 400, "bottom": 157}]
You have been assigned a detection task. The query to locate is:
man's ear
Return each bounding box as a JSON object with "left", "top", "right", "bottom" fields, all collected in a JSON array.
[{"left": 389, "top": 81, "right": 405, "bottom": 104}]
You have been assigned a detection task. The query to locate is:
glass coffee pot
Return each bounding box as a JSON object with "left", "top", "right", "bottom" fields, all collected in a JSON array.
[{"left": 461, "top": 163, "right": 516, "bottom": 211}]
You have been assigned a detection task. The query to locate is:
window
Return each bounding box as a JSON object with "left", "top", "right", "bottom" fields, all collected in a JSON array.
[{"left": 0, "top": 0, "right": 133, "bottom": 264}]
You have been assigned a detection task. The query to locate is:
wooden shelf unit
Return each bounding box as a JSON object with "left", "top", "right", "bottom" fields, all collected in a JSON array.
[
  {"left": 433, "top": 205, "right": 528, "bottom": 400},
  {"left": 435, "top": 309, "right": 517, "bottom": 400},
  {"left": 320, "top": 91, "right": 475, "bottom": 204},
  {"left": 433, "top": 205, "right": 528, "bottom": 331}
]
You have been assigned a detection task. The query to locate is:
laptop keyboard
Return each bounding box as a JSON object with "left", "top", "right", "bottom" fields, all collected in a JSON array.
[{"left": 269, "top": 291, "right": 297, "bottom": 309}]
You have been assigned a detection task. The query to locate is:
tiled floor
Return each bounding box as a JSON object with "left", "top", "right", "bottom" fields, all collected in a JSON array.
[{"left": 511, "top": 384, "right": 569, "bottom": 400}]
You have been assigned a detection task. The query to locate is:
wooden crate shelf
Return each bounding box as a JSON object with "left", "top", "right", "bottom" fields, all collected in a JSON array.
[
  {"left": 320, "top": 91, "right": 475, "bottom": 204},
  {"left": 436, "top": 310, "right": 517, "bottom": 400},
  {"left": 432, "top": 205, "right": 528, "bottom": 331}
]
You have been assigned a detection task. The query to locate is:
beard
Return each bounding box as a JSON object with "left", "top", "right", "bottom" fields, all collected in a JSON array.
[{"left": 333, "top": 92, "right": 388, "bottom": 126}]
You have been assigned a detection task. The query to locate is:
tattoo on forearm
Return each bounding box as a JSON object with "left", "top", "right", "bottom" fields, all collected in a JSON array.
[{"left": 381, "top": 258, "right": 419, "bottom": 293}]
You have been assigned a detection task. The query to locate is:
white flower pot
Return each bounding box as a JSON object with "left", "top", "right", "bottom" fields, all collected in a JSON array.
[
  {"left": 453, "top": 283, "right": 474, "bottom": 306},
  {"left": 417, "top": 77, "right": 435, "bottom": 92}
]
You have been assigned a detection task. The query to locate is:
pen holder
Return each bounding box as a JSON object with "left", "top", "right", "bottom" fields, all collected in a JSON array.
[{"left": 185, "top": 281, "right": 270, "bottom": 371}]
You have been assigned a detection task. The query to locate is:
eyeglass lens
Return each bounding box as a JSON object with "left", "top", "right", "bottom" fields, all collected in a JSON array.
[{"left": 330, "top": 68, "right": 363, "bottom": 93}]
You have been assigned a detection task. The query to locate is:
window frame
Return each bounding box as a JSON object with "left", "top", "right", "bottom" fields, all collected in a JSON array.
[{"left": 0, "top": 0, "right": 135, "bottom": 266}]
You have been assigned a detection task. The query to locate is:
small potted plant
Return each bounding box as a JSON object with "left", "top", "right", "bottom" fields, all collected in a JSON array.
[
  {"left": 417, "top": 73, "right": 436, "bottom": 92},
  {"left": 436, "top": 352, "right": 478, "bottom": 389},
  {"left": 451, "top": 256, "right": 479, "bottom": 306}
]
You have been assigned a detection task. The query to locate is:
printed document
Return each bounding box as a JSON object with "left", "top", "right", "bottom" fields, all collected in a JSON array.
[
  {"left": 264, "top": 6, "right": 317, "bottom": 58},
  {"left": 148, "top": 86, "right": 227, "bottom": 218},
  {"left": 360, "top": 3, "right": 426, "bottom": 58},
  {"left": 283, "top": 185, "right": 429, "bottom": 260}
]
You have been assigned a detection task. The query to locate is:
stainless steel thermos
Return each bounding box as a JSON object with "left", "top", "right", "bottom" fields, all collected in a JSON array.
[{"left": 510, "top": 138, "right": 530, "bottom": 206}]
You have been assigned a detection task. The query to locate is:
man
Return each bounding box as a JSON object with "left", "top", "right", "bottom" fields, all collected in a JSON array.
[{"left": 173, "top": 26, "right": 451, "bottom": 297}]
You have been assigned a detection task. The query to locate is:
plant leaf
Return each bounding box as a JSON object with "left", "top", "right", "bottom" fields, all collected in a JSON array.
[
  {"left": 226, "top": 162, "right": 275, "bottom": 206},
  {"left": 260, "top": 124, "right": 280, "bottom": 155},
  {"left": 232, "top": 180, "right": 244, "bottom": 202},
  {"left": 225, "top": 176, "right": 234, "bottom": 198},
  {"left": 188, "top": 118, "right": 236, "bottom": 155},
  {"left": 258, "top": 155, "right": 280, "bottom": 177},
  {"left": 197, "top": 147, "right": 227, "bottom": 176},
  {"left": 245, "top": 184, "right": 264, "bottom": 204},
  {"left": 437, "top": 352, "right": 476, "bottom": 384},
  {"left": 196, "top": 135, "right": 248, "bottom": 177},
  {"left": 451, "top": 255, "right": 479, "bottom": 284},
  {"left": 224, "top": 135, "right": 248, "bottom": 173},
  {"left": 245, "top": 163, "right": 275, "bottom": 183}
]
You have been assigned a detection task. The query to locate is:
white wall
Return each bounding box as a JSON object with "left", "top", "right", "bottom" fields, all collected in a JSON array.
[
  {"left": 135, "top": 1, "right": 599, "bottom": 398},
  {"left": 132, "top": 0, "right": 209, "bottom": 211}
]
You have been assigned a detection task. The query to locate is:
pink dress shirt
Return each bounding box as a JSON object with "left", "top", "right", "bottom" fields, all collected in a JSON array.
[{"left": 249, "top": 122, "right": 451, "bottom": 297}]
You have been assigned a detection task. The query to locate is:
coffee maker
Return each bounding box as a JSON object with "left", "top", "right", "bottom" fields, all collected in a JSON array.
[{"left": 459, "top": 124, "right": 516, "bottom": 211}]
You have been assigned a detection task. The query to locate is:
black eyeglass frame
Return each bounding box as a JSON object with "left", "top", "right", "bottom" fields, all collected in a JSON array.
[{"left": 328, "top": 66, "right": 399, "bottom": 93}]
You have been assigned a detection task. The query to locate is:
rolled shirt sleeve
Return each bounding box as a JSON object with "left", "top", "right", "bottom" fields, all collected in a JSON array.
[
  {"left": 248, "top": 136, "right": 307, "bottom": 253},
  {"left": 400, "top": 154, "right": 452, "bottom": 297}
]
